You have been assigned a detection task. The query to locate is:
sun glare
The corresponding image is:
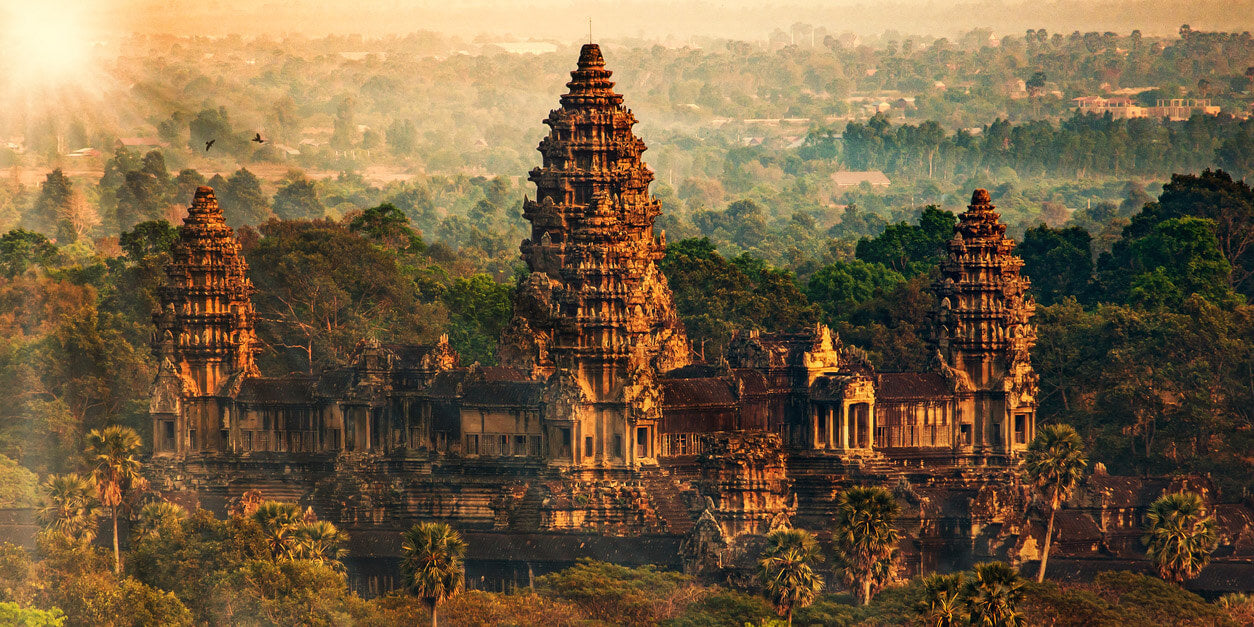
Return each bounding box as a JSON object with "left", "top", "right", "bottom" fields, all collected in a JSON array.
[{"left": 1, "top": 1, "right": 97, "bottom": 89}]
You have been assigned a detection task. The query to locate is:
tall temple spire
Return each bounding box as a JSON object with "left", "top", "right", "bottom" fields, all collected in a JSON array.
[
  {"left": 153, "top": 186, "right": 259, "bottom": 397},
  {"left": 500, "top": 43, "right": 690, "bottom": 469},
  {"left": 933, "top": 189, "right": 1037, "bottom": 457}
]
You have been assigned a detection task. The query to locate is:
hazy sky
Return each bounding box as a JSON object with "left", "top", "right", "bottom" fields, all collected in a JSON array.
[{"left": 44, "top": 0, "right": 1254, "bottom": 42}]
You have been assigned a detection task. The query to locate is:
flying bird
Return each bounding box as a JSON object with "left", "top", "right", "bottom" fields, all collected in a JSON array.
[
  {"left": 204, "top": 139, "right": 215, "bottom": 151},
  {"left": 252, "top": 133, "right": 265, "bottom": 144}
]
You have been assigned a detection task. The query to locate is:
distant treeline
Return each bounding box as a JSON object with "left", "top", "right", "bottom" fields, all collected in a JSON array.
[{"left": 834, "top": 112, "right": 1254, "bottom": 181}]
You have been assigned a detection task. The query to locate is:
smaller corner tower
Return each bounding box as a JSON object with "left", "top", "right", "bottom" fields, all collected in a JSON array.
[
  {"left": 933, "top": 189, "right": 1038, "bottom": 460},
  {"left": 150, "top": 186, "right": 259, "bottom": 456}
]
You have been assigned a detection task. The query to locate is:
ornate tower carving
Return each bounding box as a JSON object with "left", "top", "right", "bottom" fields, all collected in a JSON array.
[
  {"left": 151, "top": 186, "right": 259, "bottom": 455},
  {"left": 500, "top": 44, "right": 691, "bottom": 469},
  {"left": 933, "top": 189, "right": 1037, "bottom": 457}
]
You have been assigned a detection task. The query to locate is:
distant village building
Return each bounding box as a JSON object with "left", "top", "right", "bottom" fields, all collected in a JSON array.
[{"left": 1073, "top": 96, "right": 1221, "bottom": 120}]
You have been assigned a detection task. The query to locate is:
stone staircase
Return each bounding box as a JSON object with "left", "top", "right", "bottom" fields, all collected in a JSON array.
[
  {"left": 641, "top": 472, "right": 696, "bottom": 534},
  {"left": 510, "top": 484, "right": 546, "bottom": 531}
]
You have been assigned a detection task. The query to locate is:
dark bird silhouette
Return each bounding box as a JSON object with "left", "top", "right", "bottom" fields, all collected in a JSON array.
[
  {"left": 204, "top": 139, "right": 215, "bottom": 151},
  {"left": 252, "top": 133, "right": 265, "bottom": 144}
]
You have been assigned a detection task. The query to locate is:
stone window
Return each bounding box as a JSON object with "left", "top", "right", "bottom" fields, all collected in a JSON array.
[
  {"left": 961, "top": 424, "right": 972, "bottom": 445},
  {"left": 585, "top": 436, "right": 594, "bottom": 457},
  {"left": 514, "top": 435, "right": 527, "bottom": 456},
  {"left": 466, "top": 434, "right": 479, "bottom": 455},
  {"left": 559, "top": 428, "right": 572, "bottom": 457},
  {"left": 1014, "top": 414, "right": 1028, "bottom": 444},
  {"left": 613, "top": 434, "right": 623, "bottom": 458}
]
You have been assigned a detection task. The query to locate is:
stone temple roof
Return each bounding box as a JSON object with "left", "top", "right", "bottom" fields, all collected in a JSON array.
[
  {"left": 663, "top": 377, "right": 738, "bottom": 408},
  {"left": 875, "top": 372, "right": 950, "bottom": 400},
  {"left": 236, "top": 377, "right": 316, "bottom": 404}
]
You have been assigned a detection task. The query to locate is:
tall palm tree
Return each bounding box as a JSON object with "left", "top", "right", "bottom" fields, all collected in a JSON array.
[
  {"left": 1022, "top": 423, "right": 1087, "bottom": 582},
  {"left": 251, "top": 500, "right": 305, "bottom": 559},
  {"left": 401, "top": 522, "right": 466, "bottom": 627},
  {"left": 759, "top": 546, "right": 824, "bottom": 626},
  {"left": 917, "top": 572, "right": 965, "bottom": 627},
  {"left": 963, "top": 562, "right": 1025, "bottom": 627},
  {"left": 762, "top": 527, "right": 824, "bottom": 564},
  {"left": 36, "top": 473, "right": 99, "bottom": 543},
  {"left": 831, "top": 485, "right": 900, "bottom": 605},
  {"left": 134, "top": 500, "right": 187, "bottom": 539},
  {"left": 293, "top": 520, "right": 348, "bottom": 566},
  {"left": 84, "top": 425, "right": 146, "bottom": 574},
  {"left": 1142, "top": 491, "right": 1217, "bottom": 584}
]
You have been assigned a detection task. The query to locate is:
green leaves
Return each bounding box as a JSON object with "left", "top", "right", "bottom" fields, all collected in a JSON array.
[
  {"left": 1142, "top": 492, "right": 1218, "bottom": 585},
  {"left": 831, "top": 486, "right": 900, "bottom": 605},
  {"left": 400, "top": 522, "right": 466, "bottom": 610}
]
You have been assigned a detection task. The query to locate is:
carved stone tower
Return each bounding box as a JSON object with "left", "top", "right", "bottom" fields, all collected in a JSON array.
[
  {"left": 500, "top": 43, "right": 691, "bottom": 470},
  {"left": 933, "top": 189, "right": 1037, "bottom": 459},
  {"left": 150, "top": 186, "right": 259, "bottom": 456}
]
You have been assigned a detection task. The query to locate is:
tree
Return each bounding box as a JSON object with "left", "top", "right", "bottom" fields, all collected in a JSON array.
[
  {"left": 831, "top": 485, "right": 900, "bottom": 605},
  {"left": 963, "top": 562, "right": 1025, "bottom": 626},
  {"left": 917, "top": 572, "right": 965, "bottom": 626},
  {"left": 805, "top": 260, "right": 905, "bottom": 324},
  {"left": 1022, "top": 424, "right": 1087, "bottom": 583},
  {"left": 251, "top": 500, "right": 304, "bottom": 560},
  {"left": 1018, "top": 226, "right": 1093, "bottom": 306},
  {"left": 292, "top": 520, "right": 347, "bottom": 566},
  {"left": 854, "top": 206, "right": 956, "bottom": 276},
  {"left": 0, "top": 229, "right": 59, "bottom": 277},
  {"left": 348, "top": 202, "right": 422, "bottom": 252},
  {"left": 533, "top": 558, "right": 697, "bottom": 625},
  {"left": 134, "top": 501, "right": 187, "bottom": 540},
  {"left": 115, "top": 170, "right": 168, "bottom": 231},
  {"left": 219, "top": 168, "right": 272, "bottom": 227},
  {"left": 273, "top": 175, "right": 325, "bottom": 220},
  {"left": 400, "top": 522, "right": 466, "bottom": 627},
  {"left": 27, "top": 169, "right": 74, "bottom": 236},
  {"left": 84, "top": 426, "right": 146, "bottom": 574},
  {"left": 35, "top": 473, "right": 99, "bottom": 543},
  {"left": 1142, "top": 492, "right": 1217, "bottom": 585},
  {"left": 120, "top": 220, "right": 179, "bottom": 261},
  {"left": 758, "top": 546, "right": 823, "bottom": 626}
]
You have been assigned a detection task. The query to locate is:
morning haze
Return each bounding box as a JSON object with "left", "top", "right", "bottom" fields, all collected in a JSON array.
[{"left": 0, "top": 0, "right": 1252, "bottom": 625}]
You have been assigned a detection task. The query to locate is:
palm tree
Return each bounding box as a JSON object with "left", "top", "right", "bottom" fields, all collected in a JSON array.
[
  {"left": 831, "top": 485, "right": 900, "bottom": 605},
  {"left": 134, "top": 501, "right": 187, "bottom": 539},
  {"left": 251, "top": 500, "right": 305, "bottom": 559},
  {"left": 293, "top": 520, "right": 348, "bottom": 566},
  {"left": 401, "top": 522, "right": 466, "bottom": 627},
  {"left": 762, "top": 527, "right": 824, "bottom": 564},
  {"left": 36, "top": 473, "right": 99, "bottom": 543},
  {"left": 963, "top": 562, "right": 1025, "bottom": 627},
  {"left": 1142, "top": 491, "right": 1217, "bottom": 585},
  {"left": 84, "top": 425, "right": 146, "bottom": 574},
  {"left": 917, "top": 572, "right": 965, "bottom": 627},
  {"left": 1022, "top": 423, "right": 1087, "bottom": 582},
  {"left": 759, "top": 546, "right": 824, "bottom": 626}
]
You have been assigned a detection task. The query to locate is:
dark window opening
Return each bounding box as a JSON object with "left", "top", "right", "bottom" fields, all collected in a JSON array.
[
  {"left": 584, "top": 436, "right": 594, "bottom": 457},
  {"left": 613, "top": 434, "right": 623, "bottom": 458}
]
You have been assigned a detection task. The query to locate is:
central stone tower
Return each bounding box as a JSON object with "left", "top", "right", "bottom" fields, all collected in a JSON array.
[
  {"left": 933, "top": 189, "right": 1038, "bottom": 459},
  {"left": 150, "top": 186, "right": 260, "bottom": 456},
  {"left": 500, "top": 43, "right": 691, "bottom": 469}
]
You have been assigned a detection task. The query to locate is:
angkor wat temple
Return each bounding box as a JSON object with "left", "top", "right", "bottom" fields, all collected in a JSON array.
[{"left": 145, "top": 44, "right": 1254, "bottom": 595}]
